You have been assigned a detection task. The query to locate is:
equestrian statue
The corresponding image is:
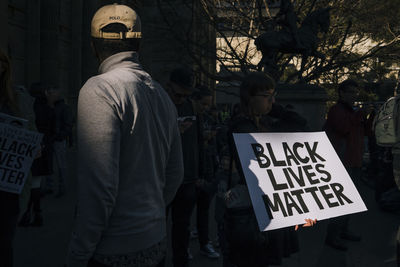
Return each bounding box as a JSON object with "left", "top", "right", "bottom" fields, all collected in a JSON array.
[{"left": 255, "top": 1, "right": 331, "bottom": 80}]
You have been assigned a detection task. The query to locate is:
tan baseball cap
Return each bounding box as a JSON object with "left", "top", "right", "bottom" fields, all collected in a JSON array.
[{"left": 91, "top": 3, "right": 141, "bottom": 39}]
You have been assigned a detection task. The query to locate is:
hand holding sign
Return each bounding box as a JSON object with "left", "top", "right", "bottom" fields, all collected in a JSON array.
[{"left": 294, "top": 218, "right": 317, "bottom": 231}]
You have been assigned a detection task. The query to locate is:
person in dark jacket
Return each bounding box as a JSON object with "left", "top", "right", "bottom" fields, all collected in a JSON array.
[
  {"left": 167, "top": 67, "right": 204, "bottom": 267},
  {"left": 45, "top": 85, "right": 73, "bottom": 197},
  {"left": 0, "top": 49, "right": 38, "bottom": 267},
  {"left": 19, "top": 82, "right": 54, "bottom": 227},
  {"left": 324, "top": 79, "right": 371, "bottom": 251},
  {"left": 191, "top": 86, "right": 220, "bottom": 259},
  {"left": 223, "top": 72, "right": 316, "bottom": 267}
]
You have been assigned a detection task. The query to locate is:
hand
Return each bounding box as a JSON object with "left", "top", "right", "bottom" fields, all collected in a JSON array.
[
  {"left": 294, "top": 218, "right": 317, "bottom": 231},
  {"left": 179, "top": 121, "right": 193, "bottom": 134}
]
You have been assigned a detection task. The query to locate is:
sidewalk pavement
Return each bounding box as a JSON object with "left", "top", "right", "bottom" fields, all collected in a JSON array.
[{"left": 14, "top": 149, "right": 399, "bottom": 267}]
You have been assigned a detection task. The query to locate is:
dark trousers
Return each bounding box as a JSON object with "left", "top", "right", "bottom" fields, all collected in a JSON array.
[
  {"left": 0, "top": 209, "right": 19, "bottom": 267},
  {"left": 88, "top": 257, "right": 166, "bottom": 267},
  {"left": 326, "top": 167, "right": 360, "bottom": 241},
  {"left": 27, "top": 188, "right": 41, "bottom": 212},
  {"left": 171, "top": 183, "right": 197, "bottom": 267},
  {"left": 196, "top": 188, "right": 213, "bottom": 247},
  {"left": 326, "top": 215, "right": 350, "bottom": 242}
]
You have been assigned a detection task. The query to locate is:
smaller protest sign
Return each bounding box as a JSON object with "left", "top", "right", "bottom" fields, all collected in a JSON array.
[
  {"left": 233, "top": 132, "right": 367, "bottom": 231},
  {"left": 0, "top": 113, "right": 42, "bottom": 194}
]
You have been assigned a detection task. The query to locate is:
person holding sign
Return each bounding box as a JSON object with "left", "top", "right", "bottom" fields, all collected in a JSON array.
[
  {"left": 223, "top": 72, "right": 316, "bottom": 267},
  {"left": 0, "top": 49, "right": 39, "bottom": 267},
  {"left": 0, "top": 47, "right": 20, "bottom": 267}
]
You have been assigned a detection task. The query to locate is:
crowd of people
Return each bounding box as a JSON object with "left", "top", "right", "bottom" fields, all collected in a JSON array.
[
  {"left": 0, "top": 49, "right": 73, "bottom": 266},
  {"left": 0, "top": 3, "right": 399, "bottom": 267}
]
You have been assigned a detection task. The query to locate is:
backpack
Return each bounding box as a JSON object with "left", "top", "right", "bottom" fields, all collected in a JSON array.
[{"left": 373, "top": 96, "right": 400, "bottom": 147}]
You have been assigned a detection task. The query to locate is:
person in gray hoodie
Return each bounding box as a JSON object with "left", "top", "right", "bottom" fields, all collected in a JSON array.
[{"left": 67, "top": 4, "right": 183, "bottom": 267}]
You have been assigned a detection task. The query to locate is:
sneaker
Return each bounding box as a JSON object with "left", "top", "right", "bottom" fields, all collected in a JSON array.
[
  {"left": 200, "top": 243, "right": 220, "bottom": 259},
  {"left": 187, "top": 248, "right": 193, "bottom": 260}
]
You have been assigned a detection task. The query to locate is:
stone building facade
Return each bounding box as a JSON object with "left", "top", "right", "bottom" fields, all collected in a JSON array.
[
  {"left": 0, "top": 0, "right": 325, "bottom": 130},
  {"left": 0, "top": 0, "right": 215, "bottom": 107}
]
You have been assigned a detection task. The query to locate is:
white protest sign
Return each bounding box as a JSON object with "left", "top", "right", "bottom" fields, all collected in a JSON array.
[
  {"left": 0, "top": 115, "right": 42, "bottom": 194},
  {"left": 233, "top": 132, "right": 367, "bottom": 232}
]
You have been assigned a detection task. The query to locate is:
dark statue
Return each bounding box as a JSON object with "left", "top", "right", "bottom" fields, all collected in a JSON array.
[
  {"left": 255, "top": 1, "right": 331, "bottom": 79},
  {"left": 275, "top": 0, "right": 304, "bottom": 49}
]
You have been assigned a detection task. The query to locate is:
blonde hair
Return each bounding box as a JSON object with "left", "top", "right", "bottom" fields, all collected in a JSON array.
[{"left": 0, "top": 49, "right": 18, "bottom": 113}]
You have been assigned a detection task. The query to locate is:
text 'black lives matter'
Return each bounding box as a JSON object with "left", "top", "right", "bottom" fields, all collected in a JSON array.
[
  {"left": 0, "top": 137, "right": 34, "bottom": 185},
  {"left": 251, "top": 142, "right": 353, "bottom": 219}
]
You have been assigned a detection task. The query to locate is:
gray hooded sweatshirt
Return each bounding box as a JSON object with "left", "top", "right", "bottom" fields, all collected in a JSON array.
[{"left": 67, "top": 52, "right": 183, "bottom": 266}]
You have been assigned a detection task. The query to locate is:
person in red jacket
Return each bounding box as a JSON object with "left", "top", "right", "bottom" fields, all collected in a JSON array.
[{"left": 324, "top": 79, "right": 372, "bottom": 251}]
